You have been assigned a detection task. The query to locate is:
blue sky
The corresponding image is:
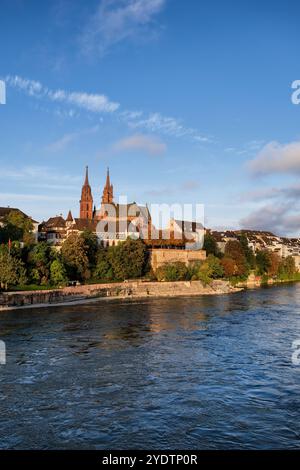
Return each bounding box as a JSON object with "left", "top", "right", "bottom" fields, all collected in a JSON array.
[{"left": 1, "top": 0, "right": 300, "bottom": 235}]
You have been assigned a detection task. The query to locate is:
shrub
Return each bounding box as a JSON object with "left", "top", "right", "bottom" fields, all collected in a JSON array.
[{"left": 155, "top": 262, "right": 188, "bottom": 282}]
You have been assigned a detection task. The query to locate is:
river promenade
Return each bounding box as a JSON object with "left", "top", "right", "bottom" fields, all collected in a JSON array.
[{"left": 0, "top": 280, "right": 240, "bottom": 311}]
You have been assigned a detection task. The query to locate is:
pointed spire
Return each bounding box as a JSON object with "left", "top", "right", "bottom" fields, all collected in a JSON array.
[
  {"left": 101, "top": 166, "right": 114, "bottom": 204},
  {"left": 66, "top": 210, "right": 73, "bottom": 222},
  {"left": 80, "top": 166, "right": 93, "bottom": 219},
  {"left": 105, "top": 167, "right": 110, "bottom": 187},
  {"left": 84, "top": 166, "right": 89, "bottom": 186}
]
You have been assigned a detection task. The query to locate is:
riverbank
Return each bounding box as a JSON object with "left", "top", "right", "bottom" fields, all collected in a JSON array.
[
  {"left": 236, "top": 274, "right": 300, "bottom": 289},
  {"left": 0, "top": 279, "right": 241, "bottom": 311}
]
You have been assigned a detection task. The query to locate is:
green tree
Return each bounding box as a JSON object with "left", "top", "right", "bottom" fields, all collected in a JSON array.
[
  {"left": 108, "top": 238, "right": 148, "bottom": 280},
  {"left": 278, "top": 256, "right": 296, "bottom": 278},
  {"left": 50, "top": 259, "right": 68, "bottom": 287},
  {"left": 80, "top": 229, "right": 99, "bottom": 268},
  {"left": 93, "top": 249, "right": 114, "bottom": 281},
  {"left": 255, "top": 250, "right": 271, "bottom": 275},
  {"left": 203, "top": 233, "right": 220, "bottom": 257},
  {"left": 0, "top": 251, "right": 27, "bottom": 290},
  {"left": 239, "top": 233, "right": 255, "bottom": 268},
  {"left": 61, "top": 233, "right": 89, "bottom": 281},
  {"left": 1, "top": 211, "right": 34, "bottom": 244},
  {"left": 28, "top": 242, "right": 52, "bottom": 285},
  {"left": 189, "top": 255, "right": 224, "bottom": 284}
]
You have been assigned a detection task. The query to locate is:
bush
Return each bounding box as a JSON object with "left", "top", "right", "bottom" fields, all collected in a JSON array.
[{"left": 155, "top": 262, "right": 188, "bottom": 281}]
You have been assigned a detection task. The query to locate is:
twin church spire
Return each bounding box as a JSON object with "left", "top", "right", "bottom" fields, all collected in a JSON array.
[
  {"left": 79, "top": 166, "right": 114, "bottom": 220},
  {"left": 102, "top": 167, "right": 114, "bottom": 205}
]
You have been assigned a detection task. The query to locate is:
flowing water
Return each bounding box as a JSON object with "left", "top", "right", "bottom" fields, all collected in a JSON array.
[{"left": 0, "top": 284, "right": 300, "bottom": 449}]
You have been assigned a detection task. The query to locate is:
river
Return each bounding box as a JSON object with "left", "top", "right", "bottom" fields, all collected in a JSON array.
[{"left": 0, "top": 284, "right": 300, "bottom": 449}]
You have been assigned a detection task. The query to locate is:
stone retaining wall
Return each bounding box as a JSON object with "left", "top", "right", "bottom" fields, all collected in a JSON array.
[
  {"left": 150, "top": 249, "right": 206, "bottom": 270},
  {"left": 0, "top": 280, "right": 239, "bottom": 310}
]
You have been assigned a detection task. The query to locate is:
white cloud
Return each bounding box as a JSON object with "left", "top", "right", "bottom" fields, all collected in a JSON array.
[
  {"left": 49, "top": 89, "right": 119, "bottom": 113},
  {"left": 5, "top": 75, "right": 119, "bottom": 113},
  {"left": 125, "top": 112, "right": 210, "bottom": 143},
  {"left": 80, "top": 0, "right": 166, "bottom": 57},
  {"left": 113, "top": 133, "right": 166, "bottom": 155},
  {"left": 5, "top": 74, "right": 211, "bottom": 144},
  {"left": 248, "top": 140, "right": 300, "bottom": 175}
]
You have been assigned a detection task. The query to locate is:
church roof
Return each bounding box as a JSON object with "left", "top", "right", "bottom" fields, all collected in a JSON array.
[{"left": 96, "top": 202, "right": 151, "bottom": 219}]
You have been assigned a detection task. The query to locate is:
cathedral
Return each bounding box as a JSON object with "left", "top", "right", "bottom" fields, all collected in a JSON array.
[
  {"left": 39, "top": 166, "right": 152, "bottom": 246},
  {"left": 79, "top": 166, "right": 152, "bottom": 242},
  {"left": 79, "top": 166, "right": 114, "bottom": 220},
  {"left": 39, "top": 166, "right": 202, "bottom": 250}
]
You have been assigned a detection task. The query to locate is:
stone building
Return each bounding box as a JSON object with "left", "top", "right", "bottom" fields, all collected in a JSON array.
[
  {"left": 38, "top": 166, "right": 206, "bottom": 267},
  {"left": 39, "top": 167, "right": 151, "bottom": 247}
]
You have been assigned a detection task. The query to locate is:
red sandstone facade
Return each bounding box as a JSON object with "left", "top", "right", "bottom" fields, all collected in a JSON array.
[{"left": 79, "top": 167, "right": 93, "bottom": 220}]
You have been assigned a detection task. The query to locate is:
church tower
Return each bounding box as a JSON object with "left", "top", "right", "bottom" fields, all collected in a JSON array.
[
  {"left": 101, "top": 167, "right": 114, "bottom": 204},
  {"left": 80, "top": 166, "right": 93, "bottom": 219}
]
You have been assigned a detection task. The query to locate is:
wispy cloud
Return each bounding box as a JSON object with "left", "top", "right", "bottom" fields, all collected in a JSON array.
[
  {"left": 45, "top": 125, "right": 100, "bottom": 152},
  {"left": 80, "top": 0, "right": 166, "bottom": 57},
  {"left": 124, "top": 112, "right": 210, "bottom": 143},
  {"left": 224, "top": 140, "right": 265, "bottom": 156},
  {"left": 143, "top": 179, "right": 201, "bottom": 197},
  {"left": 248, "top": 140, "right": 300, "bottom": 176},
  {"left": 5, "top": 74, "right": 211, "bottom": 144},
  {"left": 5, "top": 75, "right": 119, "bottom": 113},
  {"left": 0, "top": 165, "right": 81, "bottom": 184},
  {"left": 113, "top": 133, "right": 166, "bottom": 155}
]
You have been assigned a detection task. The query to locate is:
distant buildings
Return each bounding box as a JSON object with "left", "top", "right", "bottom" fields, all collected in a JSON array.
[{"left": 209, "top": 229, "right": 300, "bottom": 269}]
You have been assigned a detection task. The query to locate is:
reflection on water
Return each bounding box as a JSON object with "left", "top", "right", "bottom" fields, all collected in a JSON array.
[{"left": 0, "top": 284, "right": 300, "bottom": 449}]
